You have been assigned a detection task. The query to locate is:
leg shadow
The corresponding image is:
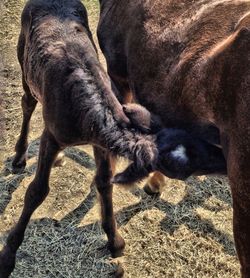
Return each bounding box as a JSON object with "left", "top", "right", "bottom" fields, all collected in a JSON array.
[
  {"left": 0, "top": 181, "right": 121, "bottom": 277},
  {"left": 64, "top": 147, "right": 95, "bottom": 170},
  {"left": 114, "top": 177, "right": 235, "bottom": 256},
  {"left": 0, "top": 139, "right": 95, "bottom": 215}
]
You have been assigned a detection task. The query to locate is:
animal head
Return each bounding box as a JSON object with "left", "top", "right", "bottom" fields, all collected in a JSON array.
[
  {"left": 112, "top": 128, "right": 226, "bottom": 185},
  {"left": 123, "top": 103, "right": 152, "bottom": 133},
  {"left": 155, "top": 129, "right": 203, "bottom": 180}
]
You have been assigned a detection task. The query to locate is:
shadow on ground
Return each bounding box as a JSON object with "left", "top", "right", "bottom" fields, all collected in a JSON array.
[
  {"left": 0, "top": 139, "right": 96, "bottom": 215},
  {"left": 0, "top": 142, "right": 235, "bottom": 277}
]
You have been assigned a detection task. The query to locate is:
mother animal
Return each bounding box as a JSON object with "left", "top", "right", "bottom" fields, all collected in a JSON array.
[{"left": 98, "top": 0, "right": 250, "bottom": 276}]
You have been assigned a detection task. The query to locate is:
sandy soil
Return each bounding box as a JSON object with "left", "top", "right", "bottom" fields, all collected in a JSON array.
[{"left": 0, "top": 1, "right": 240, "bottom": 277}]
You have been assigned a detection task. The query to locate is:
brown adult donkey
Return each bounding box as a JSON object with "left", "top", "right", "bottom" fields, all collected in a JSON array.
[{"left": 98, "top": 0, "right": 250, "bottom": 276}]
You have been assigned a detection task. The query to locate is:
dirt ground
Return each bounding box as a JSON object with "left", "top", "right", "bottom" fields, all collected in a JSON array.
[{"left": 0, "top": 0, "right": 241, "bottom": 277}]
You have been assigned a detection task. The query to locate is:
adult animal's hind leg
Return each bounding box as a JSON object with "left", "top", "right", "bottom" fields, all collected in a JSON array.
[
  {"left": 227, "top": 141, "right": 250, "bottom": 278},
  {"left": 0, "top": 129, "right": 60, "bottom": 277},
  {"left": 93, "top": 146, "right": 125, "bottom": 258},
  {"left": 12, "top": 76, "right": 37, "bottom": 173}
]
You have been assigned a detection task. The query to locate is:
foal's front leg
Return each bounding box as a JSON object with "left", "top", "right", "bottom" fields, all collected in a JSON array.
[
  {"left": 0, "top": 129, "right": 60, "bottom": 277},
  {"left": 93, "top": 146, "right": 125, "bottom": 257}
]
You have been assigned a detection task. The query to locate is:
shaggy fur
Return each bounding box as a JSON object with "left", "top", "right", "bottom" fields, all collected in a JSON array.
[
  {"left": 113, "top": 104, "right": 226, "bottom": 184},
  {"left": 0, "top": 1, "right": 173, "bottom": 277}
]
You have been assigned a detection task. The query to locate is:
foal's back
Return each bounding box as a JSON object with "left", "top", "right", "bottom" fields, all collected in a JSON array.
[
  {"left": 19, "top": 0, "right": 121, "bottom": 145},
  {"left": 20, "top": 0, "right": 94, "bottom": 102}
]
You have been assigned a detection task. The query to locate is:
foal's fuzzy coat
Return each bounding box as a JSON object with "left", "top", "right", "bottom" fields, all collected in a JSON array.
[{"left": 0, "top": 1, "right": 165, "bottom": 276}]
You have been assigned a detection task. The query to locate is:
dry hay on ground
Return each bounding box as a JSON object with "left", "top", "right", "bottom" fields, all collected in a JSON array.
[{"left": 0, "top": 0, "right": 240, "bottom": 277}]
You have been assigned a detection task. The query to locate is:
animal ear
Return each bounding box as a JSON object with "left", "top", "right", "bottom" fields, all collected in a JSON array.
[
  {"left": 123, "top": 103, "right": 162, "bottom": 133},
  {"left": 230, "top": 27, "right": 250, "bottom": 52},
  {"left": 208, "top": 27, "right": 250, "bottom": 60},
  {"left": 123, "top": 103, "right": 151, "bottom": 131},
  {"left": 111, "top": 163, "right": 151, "bottom": 186}
]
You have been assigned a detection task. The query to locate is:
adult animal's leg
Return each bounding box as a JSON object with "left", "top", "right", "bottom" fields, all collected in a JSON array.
[
  {"left": 0, "top": 129, "right": 60, "bottom": 277},
  {"left": 93, "top": 146, "right": 125, "bottom": 257},
  {"left": 109, "top": 72, "right": 133, "bottom": 104},
  {"left": 226, "top": 133, "right": 250, "bottom": 278}
]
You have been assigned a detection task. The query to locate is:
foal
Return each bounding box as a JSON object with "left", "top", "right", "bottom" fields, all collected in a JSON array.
[{"left": 0, "top": 0, "right": 160, "bottom": 276}]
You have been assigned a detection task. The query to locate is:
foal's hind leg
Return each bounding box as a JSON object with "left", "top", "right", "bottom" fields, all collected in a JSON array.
[
  {"left": 12, "top": 76, "right": 37, "bottom": 173},
  {"left": 93, "top": 146, "right": 125, "bottom": 258},
  {"left": 0, "top": 129, "right": 60, "bottom": 277}
]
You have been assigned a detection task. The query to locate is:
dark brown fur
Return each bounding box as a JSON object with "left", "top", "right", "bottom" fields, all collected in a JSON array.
[
  {"left": 98, "top": 0, "right": 250, "bottom": 276},
  {"left": 123, "top": 103, "right": 162, "bottom": 134},
  {"left": 114, "top": 103, "right": 226, "bottom": 184},
  {"left": 0, "top": 0, "right": 170, "bottom": 276}
]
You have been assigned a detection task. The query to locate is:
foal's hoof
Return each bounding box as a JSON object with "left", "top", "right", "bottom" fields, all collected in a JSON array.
[
  {"left": 53, "top": 152, "right": 66, "bottom": 167},
  {"left": 108, "top": 236, "right": 125, "bottom": 258},
  {"left": 12, "top": 160, "right": 26, "bottom": 174},
  {"left": 113, "top": 263, "right": 124, "bottom": 278},
  {"left": 111, "top": 174, "right": 134, "bottom": 188},
  {"left": 143, "top": 184, "right": 161, "bottom": 197},
  {"left": 0, "top": 247, "right": 16, "bottom": 278}
]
